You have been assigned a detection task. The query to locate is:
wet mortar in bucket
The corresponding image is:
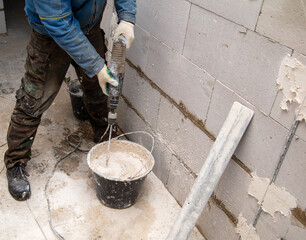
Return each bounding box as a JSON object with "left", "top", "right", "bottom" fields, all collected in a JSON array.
[{"left": 87, "top": 138, "right": 155, "bottom": 209}]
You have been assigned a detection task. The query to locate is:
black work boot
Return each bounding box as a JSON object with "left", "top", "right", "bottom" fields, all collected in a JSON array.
[{"left": 7, "top": 163, "right": 31, "bottom": 201}]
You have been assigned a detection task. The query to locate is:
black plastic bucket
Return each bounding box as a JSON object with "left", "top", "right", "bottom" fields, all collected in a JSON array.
[
  {"left": 67, "top": 79, "right": 88, "bottom": 120},
  {"left": 87, "top": 139, "right": 155, "bottom": 209}
]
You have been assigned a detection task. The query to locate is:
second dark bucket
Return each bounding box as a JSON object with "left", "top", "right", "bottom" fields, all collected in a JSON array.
[{"left": 67, "top": 79, "right": 88, "bottom": 120}]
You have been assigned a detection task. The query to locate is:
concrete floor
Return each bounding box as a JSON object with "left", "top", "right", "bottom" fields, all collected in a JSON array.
[{"left": 0, "top": 1, "right": 205, "bottom": 240}]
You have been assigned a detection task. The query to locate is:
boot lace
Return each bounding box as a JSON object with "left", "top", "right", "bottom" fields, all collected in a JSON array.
[{"left": 12, "top": 164, "right": 30, "bottom": 179}]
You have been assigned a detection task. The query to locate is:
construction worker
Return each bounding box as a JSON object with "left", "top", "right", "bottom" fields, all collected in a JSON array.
[{"left": 4, "top": 0, "right": 136, "bottom": 201}]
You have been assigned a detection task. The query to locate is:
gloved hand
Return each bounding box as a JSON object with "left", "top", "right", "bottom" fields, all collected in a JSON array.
[
  {"left": 97, "top": 64, "right": 118, "bottom": 96},
  {"left": 114, "top": 21, "right": 134, "bottom": 49}
]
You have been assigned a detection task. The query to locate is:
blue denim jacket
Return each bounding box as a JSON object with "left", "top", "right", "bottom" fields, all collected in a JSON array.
[{"left": 25, "top": 0, "right": 137, "bottom": 77}]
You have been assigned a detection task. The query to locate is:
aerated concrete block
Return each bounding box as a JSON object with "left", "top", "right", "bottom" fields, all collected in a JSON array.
[
  {"left": 183, "top": 5, "right": 291, "bottom": 115},
  {"left": 156, "top": 97, "right": 214, "bottom": 176},
  {"left": 271, "top": 91, "right": 306, "bottom": 142},
  {"left": 0, "top": 11, "right": 6, "bottom": 34},
  {"left": 151, "top": 137, "right": 173, "bottom": 186},
  {"left": 116, "top": 95, "right": 128, "bottom": 128},
  {"left": 118, "top": 95, "right": 172, "bottom": 187},
  {"left": 122, "top": 64, "right": 161, "bottom": 129},
  {"left": 206, "top": 81, "right": 289, "bottom": 178},
  {"left": 270, "top": 91, "right": 297, "bottom": 130},
  {"left": 188, "top": 0, "right": 263, "bottom": 30},
  {"left": 66, "top": 65, "right": 78, "bottom": 80},
  {"left": 126, "top": 25, "right": 150, "bottom": 71},
  {"left": 285, "top": 224, "right": 306, "bottom": 240},
  {"left": 100, "top": 3, "right": 113, "bottom": 40},
  {"left": 275, "top": 137, "right": 306, "bottom": 207},
  {"left": 255, "top": 211, "right": 306, "bottom": 240},
  {"left": 146, "top": 36, "right": 215, "bottom": 122},
  {"left": 117, "top": 100, "right": 155, "bottom": 153},
  {"left": 197, "top": 200, "right": 239, "bottom": 240},
  {"left": 108, "top": 0, "right": 114, "bottom": 7},
  {"left": 256, "top": 0, "right": 306, "bottom": 55},
  {"left": 215, "top": 160, "right": 258, "bottom": 223},
  {"left": 136, "top": 0, "right": 191, "bottom": 53},
  {"left": 166, "top": 154, "right": 195, "bottom": 206}
]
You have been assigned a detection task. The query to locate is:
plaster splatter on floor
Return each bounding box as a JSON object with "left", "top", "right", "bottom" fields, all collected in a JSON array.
[
  {"left": 48, "top": 171, "right": 204, "bottom": 240},
  {"left": 235, "top": 214, "right": 260, "bottom": 240},
  {"left": 277, "top": 55, "right": 306, "bottom": 121},
  {"left": 248, "top": 173, "right": 297, "bottom": 218}
]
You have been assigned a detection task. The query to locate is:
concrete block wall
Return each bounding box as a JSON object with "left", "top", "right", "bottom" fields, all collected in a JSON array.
[
  {"left": 0, "top": 0, "right": 6, "bottom": 33},
  {"left": 102, "top": 0, "right": 306, "bottom": 239}
]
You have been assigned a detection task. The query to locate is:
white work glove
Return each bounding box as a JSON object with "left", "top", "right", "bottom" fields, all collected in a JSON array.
[
  {"left": 114, "top": 20, "right": 134, "bottom": 49},
  {"left": 97, "top": 64, "right": 118, "bottom": 96}
]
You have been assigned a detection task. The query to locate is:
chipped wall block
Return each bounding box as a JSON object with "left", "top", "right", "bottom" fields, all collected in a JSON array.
[
  {"left": 136, "top": 0, "right": 191, "bottom": 53},
  {"left": 276, "top": 55, "right": 306, "bottom": 122},
  {"left": 256, "top": 0, "right": 306, "bottom": 55},
  {"left": 146, "top": 35, "right": 215, "bottom": 122},
  {"left": 206, "top": 81, "right": 289, "bottom": 178},
  {"left": 188, "top": 0, "right": 263, "bottom": 30},
  {"left": 156, "top": 97, "right": 214, "bottom": 176},
  {"left": 183, "top": 5, "right": 291, "bottom": 115},
  {"left": 270, "top": 51, "right": 306, "bottom": 138},
  {"left": 122, "top": 64, "right": 161, "bottom": 129},
  {"left": 248, "top": 173, "right": 297, "bottom": 218}
]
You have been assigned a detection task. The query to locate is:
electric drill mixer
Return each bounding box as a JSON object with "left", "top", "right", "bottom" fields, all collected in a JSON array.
[{"left": 107, "top": 35, "right": 126, "bottom": 126}]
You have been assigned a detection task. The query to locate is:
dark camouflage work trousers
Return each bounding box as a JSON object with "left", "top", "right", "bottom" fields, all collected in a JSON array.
[{"left": 4, "top": 21, "right": 108, "bottom": 168}]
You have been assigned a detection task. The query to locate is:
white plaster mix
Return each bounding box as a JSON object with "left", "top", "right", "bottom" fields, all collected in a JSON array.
[
  {"left": 236, "top": 214, "right": 260, "bottom": 240},
  {"left": 248, "top": 173, "right": 297, "bottom": 218},
  {"left": 277, "top": 55, "right": 306, "bottom": 121}
]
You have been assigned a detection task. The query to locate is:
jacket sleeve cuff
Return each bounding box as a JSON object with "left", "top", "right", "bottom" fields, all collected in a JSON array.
[
  {"left": 118, "top": 12, "right": 136, "bottom": 24},
  {"left": 85, "top": 57, "right": 105, "bottom": 78}
]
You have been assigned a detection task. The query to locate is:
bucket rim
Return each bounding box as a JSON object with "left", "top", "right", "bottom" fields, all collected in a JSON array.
[{"left": 87, "top": 140, "right": 155, "bottom": 182}]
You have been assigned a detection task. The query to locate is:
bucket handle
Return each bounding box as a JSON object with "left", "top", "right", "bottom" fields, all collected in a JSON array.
[{"left": 115, "top": 131, "right": 155, "bottom": 153}]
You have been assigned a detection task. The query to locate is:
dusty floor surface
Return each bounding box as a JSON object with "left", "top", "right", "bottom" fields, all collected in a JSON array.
[{"left": 0, "top": 1, "right": 205, "bottom": 239}]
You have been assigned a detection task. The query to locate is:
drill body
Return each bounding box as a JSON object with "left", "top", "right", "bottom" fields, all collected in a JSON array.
[{"left": 107, "top": 35, "right": 126, "bottom": 125}]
